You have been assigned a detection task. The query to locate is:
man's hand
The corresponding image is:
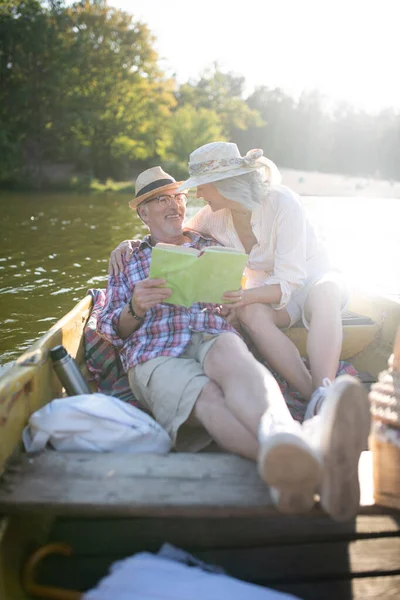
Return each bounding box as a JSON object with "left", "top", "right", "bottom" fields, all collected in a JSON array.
[
  {"left": 117, "top": 278, "right": 171, "bottom": 339},
  {"left": 132, "top": 278, "right": 172, "bottom": 317},
  {"left": 109, "top": 239, "right": 140, "bottom": 276},
  {"left": 219, "top": 305, "right": 241, "bottom": 329}
]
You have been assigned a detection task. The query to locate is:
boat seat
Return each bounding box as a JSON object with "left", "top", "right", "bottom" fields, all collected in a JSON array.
[
  {"left": 0, "top": 451, "right": 374, "bottom": 517},
  {"left": 286, "top": 309, "right": 378, "bottom": 360}
]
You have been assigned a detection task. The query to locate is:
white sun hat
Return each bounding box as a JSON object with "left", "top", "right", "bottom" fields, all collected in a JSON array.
[{"left": 177, "top": 142, "right": 281, "bottom": 190}]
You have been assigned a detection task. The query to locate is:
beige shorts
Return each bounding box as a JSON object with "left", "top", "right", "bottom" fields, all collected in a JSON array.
[
  {"left": 285, "top": 269, "right": 349, "bottom": 329},
  {"left": 128, "top": 333, "right": 218, "bottom": 453}
]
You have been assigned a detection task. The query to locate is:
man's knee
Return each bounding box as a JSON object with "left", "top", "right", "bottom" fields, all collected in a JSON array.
[
  {"left": 204, "top": 332, "right": 251, "bottom": 373},
  {"left": 211, "top": 331, "right": 245, "bottom": 353},
  {"left": 192, "top": 381, "right": 223, "bottom": 425}
]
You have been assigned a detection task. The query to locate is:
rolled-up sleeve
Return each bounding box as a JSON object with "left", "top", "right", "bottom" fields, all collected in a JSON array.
[
  {"left": 97, "top": 271, "right": 132, "bottom": 348},
  {"left": 263, "top": 196, "right": 307, "bottom": 310}
]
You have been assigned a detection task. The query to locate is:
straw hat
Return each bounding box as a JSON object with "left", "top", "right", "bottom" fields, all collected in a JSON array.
[
  {"left": 177, "top": 142, "right": 281, "bottom": 190},
  {"left": 129, "top": 167, "right": 184, "bottom": 209}
]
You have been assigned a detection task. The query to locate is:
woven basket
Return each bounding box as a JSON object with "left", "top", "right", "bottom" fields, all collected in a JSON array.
[{"left": 369, "top": 328, "right": 400, "bottom": 510}]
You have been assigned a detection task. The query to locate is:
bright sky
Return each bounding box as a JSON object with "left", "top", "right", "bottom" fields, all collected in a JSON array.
[{"left": 108, "top": 0, "right": 399, "bottom": 113}]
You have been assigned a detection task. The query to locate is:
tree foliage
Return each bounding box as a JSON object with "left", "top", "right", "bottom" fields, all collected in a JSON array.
[
  {"left": 237, "top": 86, "right": 400, "bottom": 180},
  {"left": 0, "top": 0, "right": 176, "bottom": 184},
  {"left": 178, "top": 65, "right": 263, "bottom": 139},
  {"left": 157, "top": 105, "right": 225, "bottom": 177},
  {"left": 0, "top": 1, "right": 399, "bottom": 187}
]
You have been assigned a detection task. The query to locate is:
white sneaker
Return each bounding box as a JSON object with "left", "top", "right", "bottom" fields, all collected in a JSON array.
[
  {"left": 302, "top": 375, "right": 371, "bottom": 522},
  {"left": 258, "top": 412, "right": 322, "bottom": 514},
  {"left": 304, "top": 377, "right": 332, "bottom": 420}
]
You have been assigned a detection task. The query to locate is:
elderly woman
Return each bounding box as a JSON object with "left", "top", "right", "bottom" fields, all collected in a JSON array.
[{"left": 111, "top": 142, "right": 348, "bottom": 417}]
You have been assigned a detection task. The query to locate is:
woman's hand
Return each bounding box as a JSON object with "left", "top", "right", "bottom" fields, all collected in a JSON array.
[
  {"left": 222, "top": 284, "right": 282, "bottom": 309},
  {"left": 109, "top": 239, "right": 140, "bottom": 276},
  {"left": 222, "top": 288, "right": 249, "bottom": 309}
]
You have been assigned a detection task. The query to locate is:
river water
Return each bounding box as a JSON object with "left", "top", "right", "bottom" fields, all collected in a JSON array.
[{"left": 1, "top": 192, "right": 399, "bottom": 369}]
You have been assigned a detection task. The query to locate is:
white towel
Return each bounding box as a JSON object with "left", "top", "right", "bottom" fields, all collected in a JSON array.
[{"left": 83, "top": 551, "right": 300, "bottom": 600}]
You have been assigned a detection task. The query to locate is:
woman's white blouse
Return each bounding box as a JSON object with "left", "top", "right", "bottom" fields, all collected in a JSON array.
[{"left": 185, "top": 184, "right": 330, "bottom": 310}]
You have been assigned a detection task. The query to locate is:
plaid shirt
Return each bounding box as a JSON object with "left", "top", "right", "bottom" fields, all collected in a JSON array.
[{"left": 97, "top": 230, "right": 238, "bottom": 372}]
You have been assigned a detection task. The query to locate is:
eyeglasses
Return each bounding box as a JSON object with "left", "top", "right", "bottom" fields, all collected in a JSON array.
[{"left": 143, "top": 193, "right": 187, "bottom": 208}]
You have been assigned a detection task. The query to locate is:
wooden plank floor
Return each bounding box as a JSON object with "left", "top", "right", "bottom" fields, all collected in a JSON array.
[
  {"left": 50, "top": 512, "right": 400, "bottom": 551},
  {"left": 275, "top": 576, "right": 400, "bottom": 600},
  {"left": 35, "top": 513, "right": 400, "bottom": 600},
  {"left": 37, "top": 555, "right": 400, "bottom": 600},
  {"left": 0, "top": 451, "right": 375, "bottom": 517},
  {"left": 2, "top": 450, "right": 399, "bottom": 598}
]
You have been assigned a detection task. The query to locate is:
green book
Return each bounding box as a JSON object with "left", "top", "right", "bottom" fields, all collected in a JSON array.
[{"left": 149, "top": 243, "right": 248, "bottom": 308}]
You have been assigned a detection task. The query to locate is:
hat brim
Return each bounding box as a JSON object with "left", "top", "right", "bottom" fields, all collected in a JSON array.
[
  {"left": 177, "top": 158, "right": 281, "bottom": 192},
  {"left": 177, "top": 167, "right": 256, "bottom": 192},
  {"left": 129, "top": 181, "right": 185, "bottom": 209}
]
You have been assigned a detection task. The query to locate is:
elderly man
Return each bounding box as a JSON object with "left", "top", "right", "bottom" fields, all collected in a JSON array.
[{"left": 98, "top": 166, "right": 369, "bottom": 522}]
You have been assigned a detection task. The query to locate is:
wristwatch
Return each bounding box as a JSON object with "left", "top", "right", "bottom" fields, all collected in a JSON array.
[{"left": 128, "top": 297, "right": 144, "bottom": 321}]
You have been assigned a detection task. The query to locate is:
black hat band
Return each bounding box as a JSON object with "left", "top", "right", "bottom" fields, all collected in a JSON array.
[{"left": 136, "top": 178, "right": 175, "bottom": 198}]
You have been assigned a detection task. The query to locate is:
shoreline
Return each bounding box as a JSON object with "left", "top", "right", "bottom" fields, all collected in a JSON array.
[
  {"left": 281, "top": 169, "right": 400, "bottom": 198},
  {"left": 1, "top": 168, "right": 400, "bottom": 198}
]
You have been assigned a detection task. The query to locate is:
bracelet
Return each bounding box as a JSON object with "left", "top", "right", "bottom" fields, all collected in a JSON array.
[{"left": 128, "top": 297, "right": 144, "bottom": 321}]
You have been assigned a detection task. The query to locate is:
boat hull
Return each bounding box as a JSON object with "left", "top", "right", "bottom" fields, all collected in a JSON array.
[{"left": 0, "top": 290, "right": 399, "bottom": 599}]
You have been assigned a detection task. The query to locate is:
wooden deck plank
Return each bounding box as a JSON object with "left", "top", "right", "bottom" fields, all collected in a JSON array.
[
  {"left": 1, "top": 452, "right": 271, "bottom": 516},
  {"left": 274, "top": 575, "right": 400, "bottom": 600},
  {"left": 51, "top": 514, "right": 400, "bottom": 554},
  {"left": 192, "top": 538, "right": 400, "bottom": 581},
  {"left": 37, "top": 545, "right": 400, "bottom": 595},
  {"left": 0, "top": 451, "right": 376, "bottom": 517}
]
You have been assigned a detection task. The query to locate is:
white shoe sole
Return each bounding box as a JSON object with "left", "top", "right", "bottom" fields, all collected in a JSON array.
[
  {"left": 258, "top": 432, "right": 322, "bottom": 514},
  {"left": 319, "top": 375, "right": 371, "bottom": 522}
]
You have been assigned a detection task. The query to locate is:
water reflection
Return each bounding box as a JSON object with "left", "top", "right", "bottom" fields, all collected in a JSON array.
[
  {"left": 0, "top": 192, "right": 147, "bottom": 366},
  {"left": 0, "top": 192, "right": 399, "bottom": 367}
]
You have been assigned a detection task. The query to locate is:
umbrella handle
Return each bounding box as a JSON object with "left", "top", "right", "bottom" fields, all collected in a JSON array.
[{"left": 22, "top": 543, "right": 82, "bottom": 600}]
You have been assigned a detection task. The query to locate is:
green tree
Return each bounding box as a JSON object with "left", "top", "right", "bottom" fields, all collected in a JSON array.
[
  {"left": 237, "top": 86, "right": 296, "bottom": 165},
  {"left": 375, "top": 109, "right": 400, "bottom": 180},
  {"left": 292, "top": 90, "right": 331, "bottom": 172},
  {"left": 58, "top": 0, "right": 176, "bottom": 179},
  {"left": 178, "top": 65, "right": 262, "bottom": 140},
  {"left": 0, "top": 0, "right": 64, "bottom": 185},
  {"left": 158, "top": 105, "right": 225, "bottom": 177},
  {"left": 0, "top": 0, "right": 176, "bottom": 184}
]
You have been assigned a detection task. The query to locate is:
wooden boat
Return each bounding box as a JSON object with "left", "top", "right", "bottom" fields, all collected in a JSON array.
[{"left": 0, "top": 290, "right": 399, "bottom": 599}]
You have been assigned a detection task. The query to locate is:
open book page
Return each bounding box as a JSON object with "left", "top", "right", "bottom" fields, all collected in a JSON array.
[
  {"left": 149, "top": 243, "right": 248, "bottom": 308},
  {"left": 203, "top": 245, "right": 247, "bottom": 255},
  {"left": 149, "top": 246, "right": 198, "bottom": 307},
  {"left": 193, "top": 251, "right": 248, "bottom": 304},
  {"left": 153, "top": 243, "right": 200, "bottom": 256}
]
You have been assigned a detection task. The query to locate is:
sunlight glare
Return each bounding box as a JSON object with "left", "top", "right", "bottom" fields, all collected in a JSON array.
[
  {"left": 304, "top": 198, "right": 400, "bottom": 295},
  {"left": 113, "top": 0, "right": 400, "bottom": 112}
]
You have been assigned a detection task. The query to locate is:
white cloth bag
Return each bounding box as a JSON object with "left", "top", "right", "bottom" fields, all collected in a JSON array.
[
  {"left": 84, "top": 551, "right": 300, "bottom": 600},
  {"left": 22, "top": 393, "right": 172, "bottom": 454}
]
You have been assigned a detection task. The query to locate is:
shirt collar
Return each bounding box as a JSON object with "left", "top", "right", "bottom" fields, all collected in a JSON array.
[
  {"left": 138, "top": 234, "right": 153, "bottom": 250},
  {"left": 138, "top": 229, "right": 215, "bottom": 250}
]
